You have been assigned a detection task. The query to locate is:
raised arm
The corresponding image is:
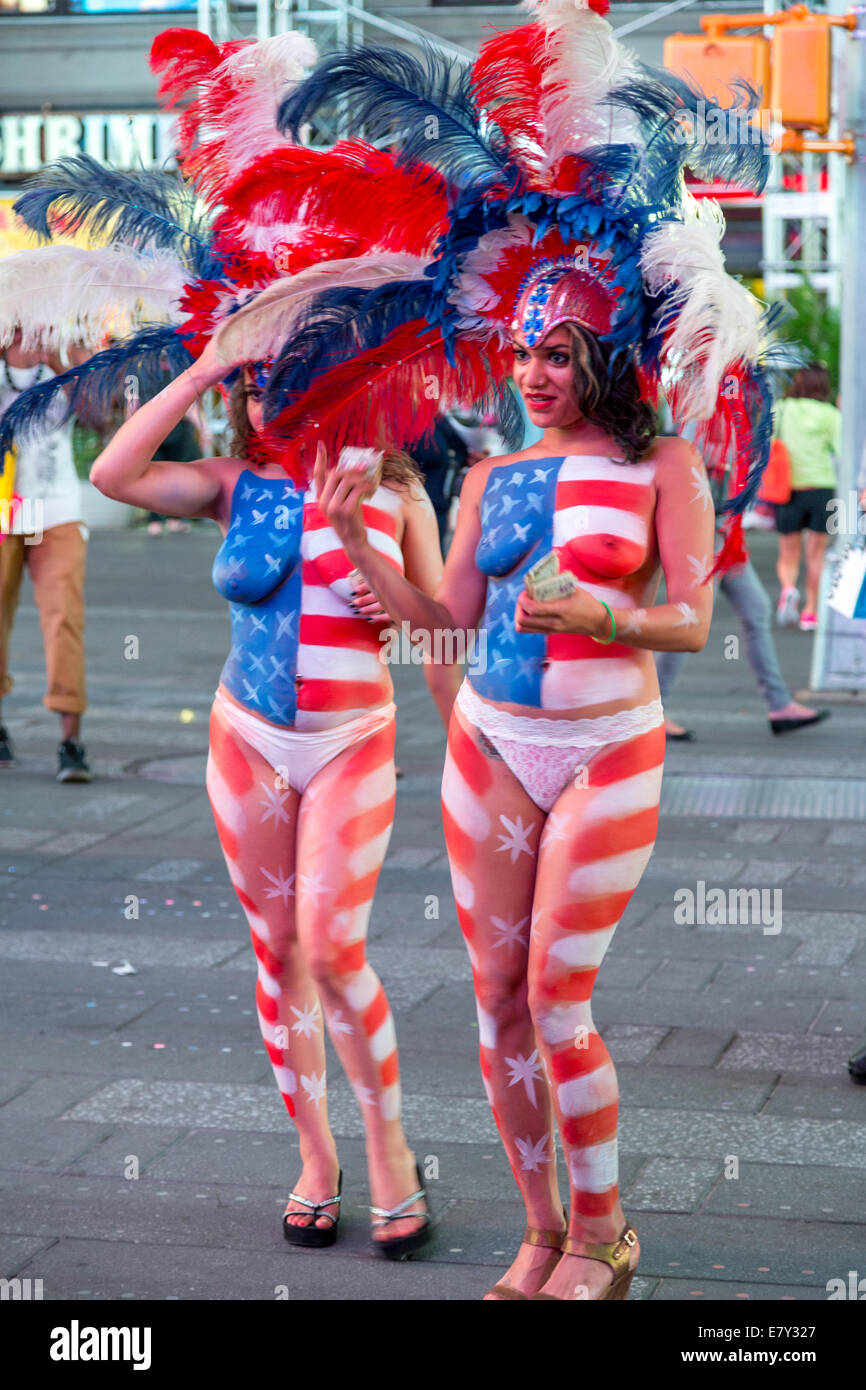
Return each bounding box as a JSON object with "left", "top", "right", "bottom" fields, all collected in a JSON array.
[
  {"left": 515, "top": 437, "right": 715, "bottom": 651},
  {"left": 89, "top": 338, "right": 233, "bottom": 520},
  {"left": 315, "top": 443, "right": 491, "bottom": 640}
]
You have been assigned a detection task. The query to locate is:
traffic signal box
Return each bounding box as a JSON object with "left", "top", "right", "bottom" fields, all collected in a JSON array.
[
  {"left": 663, "top": 33, "right": 771, "bottom": 119},
  {"left": 770, "top": 19, "right": 831, "bottom": 132},
  {"left": 664, "top": 11, "right": 838, "bottom": 137}
]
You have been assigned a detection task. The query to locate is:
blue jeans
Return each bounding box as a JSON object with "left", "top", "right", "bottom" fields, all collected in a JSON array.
[{"left": 655, "top": 558, "right": 791, "bottom": 713}]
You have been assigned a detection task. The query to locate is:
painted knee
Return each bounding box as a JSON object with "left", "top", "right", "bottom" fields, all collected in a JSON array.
[{"left": 473, "top": 970, "right": 531, "bottom": 1051}]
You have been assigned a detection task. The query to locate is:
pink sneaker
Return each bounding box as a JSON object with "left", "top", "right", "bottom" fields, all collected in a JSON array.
[{"left": 799, "top": 611, "right": 818, "bottom": 631}]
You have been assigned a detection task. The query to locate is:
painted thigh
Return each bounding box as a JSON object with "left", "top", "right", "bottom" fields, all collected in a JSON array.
[
  {"left": 528, "top": 723, "right": 665, "bottom": 1217},
  {"left": 293, "top": 721, "right": 402, "bottom": 1122},
  {"left": 206, "top": 697, "right": 321, "bottom": 1119},
  {"left": 441, "top": 702, "right": 562, "bottom": 1193}
]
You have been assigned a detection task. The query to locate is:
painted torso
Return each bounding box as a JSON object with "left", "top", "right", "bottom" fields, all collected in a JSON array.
[
  {"left": 212, "top": 469, "right": 403, "bottom": 729},
  {"left": 471, "top": 455, "right": 659, "bottom": 711}
]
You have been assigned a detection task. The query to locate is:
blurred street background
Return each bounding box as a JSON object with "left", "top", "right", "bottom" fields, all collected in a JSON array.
[{"left": 0, "top": 523, "right": 864, "bottom": 1301}]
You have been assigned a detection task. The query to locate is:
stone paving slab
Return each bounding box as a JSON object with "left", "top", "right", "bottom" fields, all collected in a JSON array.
[
  {"left": 623, "top": 1157, "right": 722, "bottom": 1213},
  {"left": 702, "top": 1161, "right": 866, "bottom": 1224},
  {"left": 717, "top": 1032, "right": 859, "bottom": 1077},
  {"left": 618, "top": 1066, "right": 774, "bottom": 1114},
  {"left": 649, "top": 1028, "right": 735, "bottom": 1067},
  {"left": 9, "top": 1235, "right": 485, "bottom": 1301},
  {"left": 650, "top": 1278, "right": 827, "bottom": 1301}
]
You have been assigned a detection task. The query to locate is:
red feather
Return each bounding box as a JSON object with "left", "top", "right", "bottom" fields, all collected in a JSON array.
[
  {"left": 259, "top": 320, "right": 510, "bottom": 466},
  {"left": 223, "top": 141, "right": 449, "bottom": 259},
  {"left": 150, "top": 28, "right": 259, "bottom": 195},
  {"left": 472, "top": 24, "right": 551, "bottom": 180}
]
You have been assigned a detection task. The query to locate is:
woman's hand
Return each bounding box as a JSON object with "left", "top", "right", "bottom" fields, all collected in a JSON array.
[
  {"left": 515, "top": 584, "right": 611, "bottom": 638},
  {"left": 189, "top": 334, "right": 245, "bottom": 392},
  {"left": 349, "top": 571, "right": 391, "bottom": 621},
  {"left": 313, "top": 442, "right": 376, "bottom": 561}
]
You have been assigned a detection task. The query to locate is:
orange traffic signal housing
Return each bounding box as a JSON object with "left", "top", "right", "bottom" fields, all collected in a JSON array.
[
  {"left": 663, "top": 33, "right": 772, "bottom": 116},
  {"left": 770, "top": 20, "right": 831, "bottom": 132}
]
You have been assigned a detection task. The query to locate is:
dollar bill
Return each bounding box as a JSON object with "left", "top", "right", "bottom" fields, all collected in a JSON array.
[
  {"left": 530, "top": 572, "right": 579, "bottom": 601},
  {"left": 525, "top": 550, "right": 559, "bottom": 589}
]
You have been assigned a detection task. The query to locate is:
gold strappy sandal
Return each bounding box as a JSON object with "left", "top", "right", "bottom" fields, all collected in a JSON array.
[
  {"left": 531, "top": 1223, "right": 638, "bottom": 1301},
  {"left": 485, "top": 1226, "right": 565, "bottom": 1300}
]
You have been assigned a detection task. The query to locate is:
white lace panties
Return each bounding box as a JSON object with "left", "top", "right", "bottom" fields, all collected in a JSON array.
[{"left": 456, "top": 680, "right": 664, "bottom": 812}]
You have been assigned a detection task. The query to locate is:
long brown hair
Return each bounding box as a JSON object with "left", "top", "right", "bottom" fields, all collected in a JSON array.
[
  {"left": 227, "top": 376, "right": 423, "bottom": 488},
  {"left": 562, "top": 322, "right": 657, "bottom": 463},
  {"left": 786, "top": 362, "right": 831, "bottom": 403}
]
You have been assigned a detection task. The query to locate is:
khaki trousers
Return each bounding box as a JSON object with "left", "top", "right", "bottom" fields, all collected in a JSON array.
[{"left": 0, "top": 521, "right": 87, "bottom": 714}]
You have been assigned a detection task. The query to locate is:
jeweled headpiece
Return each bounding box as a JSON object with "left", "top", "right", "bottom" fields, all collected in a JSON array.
[{"left": 511, "top": 257, "right": 617, "bottom": 345}]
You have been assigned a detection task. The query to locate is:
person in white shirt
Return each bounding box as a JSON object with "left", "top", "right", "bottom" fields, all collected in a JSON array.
[{"left": 0, "top": 330, "right": 92, "bottom": 781}]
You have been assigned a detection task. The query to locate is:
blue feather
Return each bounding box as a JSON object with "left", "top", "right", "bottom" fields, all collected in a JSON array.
[
  {"left": 277, "top": 43, "right": 509, "bottom": 187},
  {"left": 13, "top": 155, "right": 219, "bottom": 278},
  {"left": 0, "top": 325, "right": 193, "bottom": 455},
  {"left": 592, "top": 67, "right": 770, "bottom": 212},
  {"left": 263, "top": 281, "right": 434, "bottom": 422}
]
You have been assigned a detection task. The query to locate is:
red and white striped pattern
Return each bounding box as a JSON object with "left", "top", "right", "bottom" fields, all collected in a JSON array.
[
  {"left": 295, "top": 482, "right": 404, "bottom": 729},
  {"left": 441, "top": 699, "right": 665, "bottom": 1219},
  {"left": 206, "top": 693, "right": 403, "bottom": 1135}
]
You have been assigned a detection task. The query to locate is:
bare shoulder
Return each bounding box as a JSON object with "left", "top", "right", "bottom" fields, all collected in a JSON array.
[{"left": 646, "top": 435, "right": 704, "bottom": 481}]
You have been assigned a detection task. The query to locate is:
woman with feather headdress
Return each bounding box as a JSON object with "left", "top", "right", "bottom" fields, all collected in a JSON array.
[
  {"left": 226, "top": 0, "right": 794, "bottom": 1296},
  {"left": 0, "top": 26, "right": 453, "bottom": 1257}
]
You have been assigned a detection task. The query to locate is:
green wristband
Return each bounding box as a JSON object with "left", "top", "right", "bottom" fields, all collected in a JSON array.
[{"left": 591, "top": 599, "right": 616, "bottom": 645}]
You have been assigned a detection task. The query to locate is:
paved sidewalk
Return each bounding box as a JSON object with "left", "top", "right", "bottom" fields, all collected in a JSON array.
[{"left": 1, "top": 524, "right": 864, "bottom": 1302}]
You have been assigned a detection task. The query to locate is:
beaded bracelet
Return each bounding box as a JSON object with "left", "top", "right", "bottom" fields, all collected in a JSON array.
[{"left": 591, "top": 599, "right": 616, "bottom": 645}]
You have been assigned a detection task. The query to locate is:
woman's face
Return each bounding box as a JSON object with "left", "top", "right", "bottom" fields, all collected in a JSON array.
[
  {"left": 512, "top": 325, "right": 581, "bottom": 430},
  {"left": 242, "top": 368, "right": 265, "bottom": 437}
]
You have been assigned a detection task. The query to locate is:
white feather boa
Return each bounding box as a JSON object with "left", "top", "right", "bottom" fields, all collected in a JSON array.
[
  {"left": 0, "top": 244, "right": 187, "bottom": 352},
  {"left": 641, "top": 196, "right": 764, "bottom": 419},
  {"left": 212, "top": 252, "right": 431, "bottom": 365}
]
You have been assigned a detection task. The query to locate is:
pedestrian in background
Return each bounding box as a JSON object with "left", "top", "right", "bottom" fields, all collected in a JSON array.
[
  {"left": 0, "top": 330, "right": 92, "bottom": 781},
  {"left": 774, "top": 362, "right": 841, "bottom": 632}
]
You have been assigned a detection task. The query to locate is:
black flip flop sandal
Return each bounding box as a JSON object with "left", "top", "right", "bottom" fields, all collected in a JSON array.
[
  {"left": 370, "top": 1161, "right": 432, "bottom": 1260},
  {"left": 282, "top": 1169, "right": 342, "bottom": 1248}
]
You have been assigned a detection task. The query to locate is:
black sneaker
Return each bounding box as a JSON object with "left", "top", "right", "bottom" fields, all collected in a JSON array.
[
  {"left": 57, "top": 738, "right": 93, "bottom": 782},
  {"left": 0, "top": 725, "right": 16, "bottom": 768}
]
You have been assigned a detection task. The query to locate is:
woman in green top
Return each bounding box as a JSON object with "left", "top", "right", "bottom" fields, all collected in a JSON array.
[{"left": 774, "top": 363, "right": 841, "bottom": 631}]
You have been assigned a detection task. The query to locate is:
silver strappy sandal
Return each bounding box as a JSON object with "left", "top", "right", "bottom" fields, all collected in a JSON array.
[{"left": 369, "top": 1161, "right": 432, "bottom": 1260}]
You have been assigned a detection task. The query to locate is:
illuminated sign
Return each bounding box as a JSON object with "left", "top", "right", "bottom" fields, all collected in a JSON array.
[{"left": 0, "top": 112, "right": 177, "bottom": 175}]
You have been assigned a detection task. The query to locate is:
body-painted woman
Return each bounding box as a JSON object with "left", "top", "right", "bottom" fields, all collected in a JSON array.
[
  {"left": 314, "top": 293, "right": 715, "bottom": 1298},
  {"left": 91, "top": 335, "right": 453, "bottom": 1255}
]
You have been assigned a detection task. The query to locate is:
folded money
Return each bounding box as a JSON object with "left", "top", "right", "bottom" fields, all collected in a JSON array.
[
  {"left": 530, "top": 571, "right": 579, "bottom": 601},
  {"left": 525, "top": 550, "right": 559, "bottom": 589}
]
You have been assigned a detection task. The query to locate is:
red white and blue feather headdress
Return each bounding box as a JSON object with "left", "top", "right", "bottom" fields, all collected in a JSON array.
[{"left": 210, "top": 0, "right": 794, "bottom": 570}]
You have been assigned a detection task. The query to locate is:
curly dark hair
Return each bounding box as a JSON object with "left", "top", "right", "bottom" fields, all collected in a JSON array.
[
  {"left": 226, "top": 374, "right": 424, "bottom": 489},
  {"left": 561, "top": 322, "right": 657, "bottom": 464}
]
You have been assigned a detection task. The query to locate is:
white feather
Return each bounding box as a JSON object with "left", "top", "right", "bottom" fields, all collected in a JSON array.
[
  {"left": 447, "top": 216, "right": 534, "bottom": 334},
  {"left": 199, "top": 32, "right": 318, "bottom": 191},
  {"left": 522, "top": 1, "right": 643, "bottom": 167},
  {"left": 212, "top": 252, "right": 431, "bottom": 365},
  {"left": 0, "top": 244, "right": 186, "bottom": 352},
  {"left": 641, "top": 199, "right": 764, "bottom": 419}
]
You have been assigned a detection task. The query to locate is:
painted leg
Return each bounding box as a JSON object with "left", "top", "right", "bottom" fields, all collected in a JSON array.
[
  {"left": 294, "top": 721, "right": 427, "bottom": 1244},
  {"left": 442, "top": 701, "right": 565, "bottom": 1297},
  {"left": 527, "top": 722, "right": 665, "bottom": 1299},
  {"left": 206, "top": 699, "right": 338, "bottom": 1229}
]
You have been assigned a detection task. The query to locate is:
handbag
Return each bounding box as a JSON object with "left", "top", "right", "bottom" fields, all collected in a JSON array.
[
  {"left": 828, "top": 540, "right": 866, "bottom": 620},
  {"left": 760, "top": 437, "right": 792, "bottom": 505}
]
